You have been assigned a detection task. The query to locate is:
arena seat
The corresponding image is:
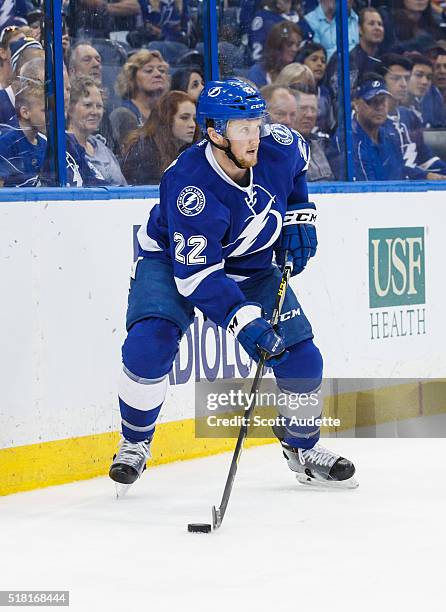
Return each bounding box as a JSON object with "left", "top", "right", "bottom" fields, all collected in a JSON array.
[
  {"left": 423, "top": 129, "right": 446, "bottom": 162},
  {"left": 146, "top": 41, "right": 189, "bottom": 65},
  {"left": 90, "top": 38, "right": 128, "bottom": 67}
]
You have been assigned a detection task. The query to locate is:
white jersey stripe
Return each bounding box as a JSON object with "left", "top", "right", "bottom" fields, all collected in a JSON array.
[
  {"left": 137, "top": 202, "right": 163, "bottom": 252},
  {"left": 174, "top": 261, "right": 224, "bottom": 297}
]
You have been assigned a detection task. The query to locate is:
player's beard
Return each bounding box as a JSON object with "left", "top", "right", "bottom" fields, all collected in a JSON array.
[{"left": 233, "top": 150, "right": 258, "bottom": 168}]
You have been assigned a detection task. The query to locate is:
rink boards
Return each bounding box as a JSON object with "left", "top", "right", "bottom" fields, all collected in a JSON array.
[{"left": 1, "top": 190, "right": 446, "bottom": 495}]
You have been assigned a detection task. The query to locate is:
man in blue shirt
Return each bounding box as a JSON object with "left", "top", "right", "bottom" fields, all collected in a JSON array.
[
  {"left": 304, "top": 0, "right": 358, "bottom": 61},
  {"left": 327, "top": 74, "right": 405, "bottom": 180},
  {"left": 350, "top": 75, "right": 405, "bottom": 181}
]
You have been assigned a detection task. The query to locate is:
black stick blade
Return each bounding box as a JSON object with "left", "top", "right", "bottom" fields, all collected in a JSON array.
[{"left": 188, "top": 523, "right": 212, "bottom": 533}]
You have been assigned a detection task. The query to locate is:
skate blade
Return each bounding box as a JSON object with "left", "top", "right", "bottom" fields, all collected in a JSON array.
[
  {"left": 296, "top": 473, "right": 359, "bottom": 489},
  {"left": 115, "top": 483, "right": 132, "bottom": 499}
]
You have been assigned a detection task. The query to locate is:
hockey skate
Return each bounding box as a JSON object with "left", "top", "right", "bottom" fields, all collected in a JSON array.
[
  {"left": 280, "top": 442, "right": 358, "bottom": 489},
  {"left": 109, "top": 438, "right": 151, "bottom": 498}
]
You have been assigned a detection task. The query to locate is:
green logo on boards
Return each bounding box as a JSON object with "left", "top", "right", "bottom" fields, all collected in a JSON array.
[{"left": 369, "top": 227, "right": 425, "bottom": 308}]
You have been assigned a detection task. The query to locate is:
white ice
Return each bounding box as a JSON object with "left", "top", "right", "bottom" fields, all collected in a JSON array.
[{"left": 1, "top": 438, "right": 445, "bottom": 612}]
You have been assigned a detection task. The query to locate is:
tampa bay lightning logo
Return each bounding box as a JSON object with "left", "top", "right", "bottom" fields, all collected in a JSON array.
[
  {"left": 177, "top": 186, "right": 206, "bottom": 216},
  {"left": 270, "top": 124, "right": 293, "bottom": 146},
  {"left": 208, "top": 87, "right": 222, "bottom": 97},
  {"left": 224, "top": 184, "right": 282, "bottom": 257}
]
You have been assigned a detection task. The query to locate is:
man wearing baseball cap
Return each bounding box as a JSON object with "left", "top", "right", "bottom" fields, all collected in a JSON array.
[{"left": 350, "top": 73, "right": 405, "bottom": 181}]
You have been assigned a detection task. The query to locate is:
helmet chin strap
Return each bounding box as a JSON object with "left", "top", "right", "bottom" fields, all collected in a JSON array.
[{"left": 207, "top": 135, "right": 246, "bottom": 170}]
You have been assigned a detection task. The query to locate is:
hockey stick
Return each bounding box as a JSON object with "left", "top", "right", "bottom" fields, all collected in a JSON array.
[{"left": 212, "top": 255, "right": 294, "bottom": 530}]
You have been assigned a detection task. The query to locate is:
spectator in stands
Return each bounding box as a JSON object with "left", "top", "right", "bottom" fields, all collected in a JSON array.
[
  {"left": 2, "top": 57, "right": 49, "bottom": 138},
  {"left": 0, "top": 80, "right": 46, "bottom": 186},
  {"left": 121, "top": 90, "right": 199, "bottom": 185},
  {"left": 8, "top": 55, "right": 107, "bottom": 187},
  {"left": 67, "top": 77, "right": 127, "bottom": 185},
  {"left": 328, "top": 74, "right": 405, "bottom": 180},
  {"left": 296, "top": 41, "right": 334, "bottom": 133},
  {"left": 9, "top": 37, "right": 43, "bottom": 76},
  {"left": 297, "top": 41, "right": 327, "bottom": 84},
  {"left": 111, "top": 49, "right": 170, "bottom": 153},
  {"left": 62, "top": 14, "right": 71, "bottom": 63},
  {"left": 170, "top": 68, "right": 204, "bottom": 102},
  {"left": 379, "top": 53, "right": 411, "bottom": 108},
  {"left": 247, "top": 21, "right": 303, "bottom": 87},
  {"left": 294, "top": 88, "right": 334, "bottom": 181},
  {"left": 26, "top": 10, "right": 42, "bottom": 43},
  {"left": 261, "top": 84, "right": 298, "bottom": 128},
  {"left": 68, "top": 41, "right": 117, "bottom": 152},
  {"left": 326, "top": 7, "right": 384, "bottom": 101},
  {"left": 351, "top": 74, "right": 405, "bottom": 180},
  {"left": 0, "top": 25, "right": 24, "bottom": 102},
  {"left": 0, "top": 24, "right": 25, "bottom": 53},
  {"left": 304, "top": 0, "right": 358, "bottom": 61},
  {"left": 379, "top": 53, "right": 446, "bottom": 180},
  {"left": 248, "top": 0, "right": 313, "bottom": 64},
  {"left": 68, "top": 42, "right": 102, "bottom": 86},
  {"left": 66, "top": 0, "right": 141, "bottom": 39},
  {"left": 274, "top": 62, "right": 316, "bottom": 91},
  {"left": 427, "top": 43, "right": 446, "bottom": 104},
  {"left": 138, "top": 0, "right": 187, "bottom": 44},
  {"left": 407, "top": 53, "right": 446, "bottom": 127},
  {"left": 390, "top": 0, "right": 446, "bottom": 54},
  {"left": 39, "top": 61, "right": 108, "bottom": 187}
]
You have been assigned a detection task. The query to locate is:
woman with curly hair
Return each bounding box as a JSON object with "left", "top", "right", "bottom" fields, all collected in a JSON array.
[
  {"left": 247, "top": 21, "right": 303, "bottom": 87},
  {"left": 67, "top": 77, "right": 127, "bottom": 186},
  {"left": 110, "top": 49, "right": 170, "bottom": 153},
  {"left": 121, "top": 90, "right": 200, "bottom": 185}
]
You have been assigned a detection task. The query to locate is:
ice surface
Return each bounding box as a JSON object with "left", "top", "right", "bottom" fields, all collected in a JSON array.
[{"left": 1, "top": 439, "right": 445, "bottom": 612}]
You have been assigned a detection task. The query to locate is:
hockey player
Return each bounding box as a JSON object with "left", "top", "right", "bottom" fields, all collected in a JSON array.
[{"left": 109, "top": 78, "right": 357, "bottom": 491}]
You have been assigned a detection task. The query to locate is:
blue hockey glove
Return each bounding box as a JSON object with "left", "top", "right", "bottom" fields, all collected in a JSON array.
[
  {"left": 224, "top": 303, "right": 288, "bottom": 367},
  {"left": 276, "top": 202, "right": 317, "bottom": 275}
]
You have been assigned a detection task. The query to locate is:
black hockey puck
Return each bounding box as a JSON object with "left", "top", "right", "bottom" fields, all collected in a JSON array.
[{"left": 188, "top": 523, "right": 212, "bottom": 533}]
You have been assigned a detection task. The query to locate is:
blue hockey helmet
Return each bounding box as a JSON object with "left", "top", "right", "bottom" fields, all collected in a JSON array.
[{"left": 196, "top": 79, "right": 268, "bottom": 134}]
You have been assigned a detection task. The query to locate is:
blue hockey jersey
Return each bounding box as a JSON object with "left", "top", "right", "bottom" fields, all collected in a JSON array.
[
  {"left": 137, "top": 124, "right": 310, "bottom": 326},
  {"left": 387, "top": 106, "right": 446, "bottom": 179},
  {"left": 0, "top": 0, "right": 27, "bottom": 30},
  {"left": 0, "top": 87, "right": 18, "bottom": 135},
  {"left": 0, "top": 127, "right": 46, "bottom": 186},
  {"left": 249, "top": 10, "right": 313, "bottom": 63}
]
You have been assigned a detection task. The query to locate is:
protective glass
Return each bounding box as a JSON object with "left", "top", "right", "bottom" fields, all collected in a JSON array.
[
  {"left": 218, "top": 0, "right": 338, "bottom": 183},
  {"left": 65, "top": 0, "right": 204, "bottom": 187}
]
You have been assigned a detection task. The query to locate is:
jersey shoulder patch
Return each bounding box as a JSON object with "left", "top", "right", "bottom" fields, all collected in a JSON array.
[
  {"left": 263, "top": 124, "right": 310, "bottom": 171},
  {"left": 268, "top": 123, "right": 294, "bottom": 146}
]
